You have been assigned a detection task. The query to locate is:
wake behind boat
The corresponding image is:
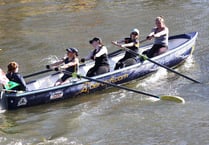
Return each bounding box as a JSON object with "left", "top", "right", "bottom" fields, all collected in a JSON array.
[{"left": 0, "top": 32, "right": 198, "bottom": 110}]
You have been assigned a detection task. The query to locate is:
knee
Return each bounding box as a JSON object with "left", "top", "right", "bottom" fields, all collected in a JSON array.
[
  {"left": 123, "top": 58, "right": 137, "bottom": 67},
  {"left": 114, "top": 62, "right": 124, "bottom": 70},
  {"left": 157, "top": 47, "right": 168, "bottom": 55},
  {"left": 97, "top": 66, "right": 109, "bottom": 75}
]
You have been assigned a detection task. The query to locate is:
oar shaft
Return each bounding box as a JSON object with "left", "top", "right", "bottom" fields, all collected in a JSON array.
[
  {"left": 139, "top": 39, "right": 147, "bottom": 43},
  {"left": 57, "top": 70, "right": 184, "bottom": 103},
  {"left": 23, "top": 69, "right": 53, "bottom": 78},
  {"left": 113, "top": 42, "right": 200, "bottom": 83},
  {"left": 83, "top": 76, "right": 159, "bottom": 98},
  {"left": 62, "top": 71, "right": 160, "bottom": 99},
  {"left": 145, "top": 57, "right": 201, "bottom": 83}
]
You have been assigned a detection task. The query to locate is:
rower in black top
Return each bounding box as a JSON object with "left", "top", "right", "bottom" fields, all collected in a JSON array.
[
  {"left": 81, "top": 37, "right": 110, "bottom": 77},
  {"left": 6, "top": 61, "right": 27, "bottom": 91},
  {"left": 112, "top": 28, "right": 140, "bottom": 70},
  {"left": 47, "top": 47, "right": 79, "bottom": 86}
]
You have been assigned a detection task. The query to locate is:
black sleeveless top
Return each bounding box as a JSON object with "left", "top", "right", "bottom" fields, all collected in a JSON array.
[
  {"left": 64, "top": 57, "right": 78, "bottom": 73},
  {"left": 92, "top": 46, "right": 109, "bottom": 67},
  {"left": 124, "top": 38, "right": 139, "bottom": 59}
]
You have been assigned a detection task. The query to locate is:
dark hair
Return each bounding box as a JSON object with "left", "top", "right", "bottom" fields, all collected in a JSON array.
[
  {"left": 8, "top": 61, "right": 18, "bottom": 73},
  {"left": 89, "top": 37, "right": 102, "bottom": 44},
  {"left": 124, "top": 37, "right": 132, "bottom": 43},
  {"left": 66, "top": 48, "right": 78, "bottom": 56}
]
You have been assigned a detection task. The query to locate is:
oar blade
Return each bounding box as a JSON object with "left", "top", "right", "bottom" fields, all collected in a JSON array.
[{"left": 160, "top": 95, "right": 185, "bottom": 104}]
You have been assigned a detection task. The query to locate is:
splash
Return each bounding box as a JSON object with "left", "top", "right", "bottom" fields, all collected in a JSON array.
[
  {"left": 37, "top": 137, "right": 82, "bottom": 145},
  {"left": 40, "top": 55, "right": 60, "bottom": 64},
  {"left": 137, "top": 67, "right": 168, "bottom": 87},
  {"left": 145, "top": 97, "right": 159, "bottom": 102},
  {"left": 183, "top": 55, "right": 194, "bottom": 69},
  {"left": 0, "top": 108, "right": 6, "bottom": 114}
]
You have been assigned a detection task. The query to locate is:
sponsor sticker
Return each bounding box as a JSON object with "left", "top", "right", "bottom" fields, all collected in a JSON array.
[{"left": 50, "top": 91, "right": 64, "bottom": 100}]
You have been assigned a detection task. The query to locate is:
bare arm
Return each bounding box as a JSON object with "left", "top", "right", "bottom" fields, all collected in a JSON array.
[
  {"left": 121, "top": 42, "right": 135, "bottom": 48},
  {"left": 153, "top": 27, "right": 168, "bottom": 37},
  {"left": 50, "top": 60, "right": 64, "bottom": 66},
  {"left": 112, "top": 40, "right": 138, "bottom": 48},
  {"left": 147, "top": 27, "right": 168, "bottom": 39},
  {"left": 60, "top": 58, "right": 79, "bottom": 69},
  {"left": 111, "top": 39, "right": 125, "bottom": 45},
  {"left": 46, "top": 59, "right": 64, "bottom": 69}
]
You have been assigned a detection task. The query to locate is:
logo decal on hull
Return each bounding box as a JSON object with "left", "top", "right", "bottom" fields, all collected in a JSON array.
[
  {"left": 50, "top": 91, "right": 64, "bottom": 100},
  {"left": 17, "top": 97, "right": 27, "bottom": 106}
]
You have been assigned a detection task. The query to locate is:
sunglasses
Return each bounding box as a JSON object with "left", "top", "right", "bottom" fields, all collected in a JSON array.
[
  {"left": 67, "top": 51, "right": 73, "bottom": 54},
  {"left": 131, "top": 32, "right": 138, "bottom": 35}
]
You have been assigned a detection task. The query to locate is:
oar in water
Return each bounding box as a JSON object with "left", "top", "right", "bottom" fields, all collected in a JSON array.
[
  {"left": 60, "top": 70, "right": 185, "bottom": 103},
  {"left": 112, "top": 41, "right": 201, "bottom": 83}
]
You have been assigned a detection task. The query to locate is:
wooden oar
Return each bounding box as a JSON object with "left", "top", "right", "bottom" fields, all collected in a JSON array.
[
  {"left": 23, "top": 69, "right": 53, "bottom": 78},
  {"left": 60, "top": 70, "right": 185, "bottom": 103},
  {"left": 112, "top": 42, "right": 201, "bottom": 83}
]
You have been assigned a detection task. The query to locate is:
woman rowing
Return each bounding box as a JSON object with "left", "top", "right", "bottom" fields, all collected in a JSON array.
[
  {"left": 46, "top": 47, "right": 79, "bottom": 85},
  {"left": 112, "top": 28, "right": 140, "bottom": 70},
  {"left": 81, "top": 37, "right": 110, "bottom": 77},
  {"left": 144, "top": 16, "right": 169, "bottom": 58}
]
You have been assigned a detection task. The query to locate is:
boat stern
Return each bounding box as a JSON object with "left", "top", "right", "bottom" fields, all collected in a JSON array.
[{"left": 0, "top": 91, "right": 8, "bottom": 111}]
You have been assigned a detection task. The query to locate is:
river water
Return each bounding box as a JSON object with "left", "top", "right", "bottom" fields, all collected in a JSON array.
[{"left": 0, "top": 0, "right": 209, "bottom": 145}]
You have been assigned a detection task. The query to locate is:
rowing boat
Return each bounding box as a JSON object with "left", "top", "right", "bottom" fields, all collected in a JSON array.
[{"left": 0, "top": 32, "right": 198, "bottom": 110}]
